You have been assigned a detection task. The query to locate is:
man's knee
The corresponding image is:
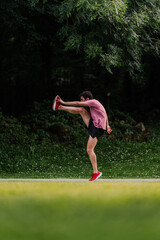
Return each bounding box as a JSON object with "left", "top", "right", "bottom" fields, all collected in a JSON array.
[
  {"left": 87, "top": 147, "right": 93, "bottom": 155},
  {"left": 79, "top": 107, "right": 85, "bottom": 114}
]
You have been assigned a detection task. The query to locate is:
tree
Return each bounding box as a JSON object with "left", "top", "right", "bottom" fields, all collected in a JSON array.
[
  {"left": 54, "top": 0, "right": 160, "bottom": 82},
  {"left": 0, "top": 0, "right": 159, "bottom": 114}
]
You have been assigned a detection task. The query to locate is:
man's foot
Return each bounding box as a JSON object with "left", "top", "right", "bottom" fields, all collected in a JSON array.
[
  {"left": 52, "top": 96, "right": 61, "bottom": 111},
  {"left": 89, "top": 171, "right": 102, "bottom": 181}
]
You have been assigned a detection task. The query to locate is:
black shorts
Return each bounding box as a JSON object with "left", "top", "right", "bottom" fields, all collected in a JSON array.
[{"left": 88, "top": 118, "right": 105, "bottom": 139}]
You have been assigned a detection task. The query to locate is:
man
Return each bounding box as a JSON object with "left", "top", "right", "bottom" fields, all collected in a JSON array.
[{"left": 52, "top": 91, "right": 112, "bottom": 181}]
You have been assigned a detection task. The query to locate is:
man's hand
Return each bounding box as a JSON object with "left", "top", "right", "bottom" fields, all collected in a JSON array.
[
  {"left": 56, "top": 95, "right": 64, "bottom": 104},
  {"left": 107, "top": 125, "right": 112, "bottom": 134}
]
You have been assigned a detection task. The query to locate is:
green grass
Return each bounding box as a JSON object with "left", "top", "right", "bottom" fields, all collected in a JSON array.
[
  {"left": 0, "top": 181, "right": 160, "bottom": 240},
  {"left": 0, "top": 107, "right": 160, "bottom": 178},
  {"left": 0, "top": 136, "right": 160, "bottom": 178}
]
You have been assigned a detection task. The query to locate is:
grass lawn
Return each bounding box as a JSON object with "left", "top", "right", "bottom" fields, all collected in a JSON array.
[
  {"left": 1, "top": 110, "right": 160, "bottom": 179},
  {"left": 1, "top": 136, "right": 160, "bottom": 179},
  {"left": 0, "top": 181, "right": 160, "bottom": 240}
]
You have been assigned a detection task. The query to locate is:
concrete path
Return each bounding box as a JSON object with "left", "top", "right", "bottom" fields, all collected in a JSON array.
[{"left": 0, "top": 178, "right": 160, "bottom": 182}]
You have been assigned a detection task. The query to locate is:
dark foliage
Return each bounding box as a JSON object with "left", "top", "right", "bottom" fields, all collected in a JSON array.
[{"left": 0, "top": 0, "right": 159, "bottom": 115}]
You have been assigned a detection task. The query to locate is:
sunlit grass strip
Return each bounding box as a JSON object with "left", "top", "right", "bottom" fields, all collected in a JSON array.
[
  {"left": 0, "top": 182, "right": 160, "bottom": 204},
  {"left": 0, "top": 182, "right": 160, "bottom": 240}
]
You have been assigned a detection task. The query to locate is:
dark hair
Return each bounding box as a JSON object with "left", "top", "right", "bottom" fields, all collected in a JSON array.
[{"left": 79, "top": 91, "right": 93, "bottom": 100}]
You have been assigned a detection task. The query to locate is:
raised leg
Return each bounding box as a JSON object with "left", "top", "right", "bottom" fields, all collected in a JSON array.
[
  {"left": 87, "top": 136, "right": 98, "bottom": 173},
  {"left": 58, "top": 105, "right": 91, "bottom": 127}
]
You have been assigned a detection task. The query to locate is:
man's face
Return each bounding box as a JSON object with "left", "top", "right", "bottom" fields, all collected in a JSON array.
[{"left": 80, "top": 96, "right": 86, "bottom": 102}]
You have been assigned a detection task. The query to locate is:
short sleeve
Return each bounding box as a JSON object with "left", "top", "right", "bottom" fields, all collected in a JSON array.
[{"left": 85, "top": 100, "right": 96, "bottom": 107}]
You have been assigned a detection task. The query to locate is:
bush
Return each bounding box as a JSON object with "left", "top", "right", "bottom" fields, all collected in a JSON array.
[
  {"left": 0, "top": 100, "right": 159, "bottom": 176},
  {"left": 108, "top": 110, "right": 151, "bottom": 141}
]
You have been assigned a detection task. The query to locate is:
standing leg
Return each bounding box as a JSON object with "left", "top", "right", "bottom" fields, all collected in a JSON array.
[
  {"left": 58, "top": 105, "right": 101, "bottom": 180},
  {"left": 58, "top": 105, "right": 91, "bottom": 127},
  {"left": 87, "top": 136, "right": 98, "bottom": 173}
]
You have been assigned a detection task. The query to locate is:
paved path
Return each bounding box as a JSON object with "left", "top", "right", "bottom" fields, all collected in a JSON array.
[{"left": 0, "top": 178, "right": 160, "bottom": 182}]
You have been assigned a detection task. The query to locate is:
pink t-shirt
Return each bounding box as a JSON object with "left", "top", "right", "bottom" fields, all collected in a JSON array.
[{"left": 85, "top": 99, "right": 107, "bottom": 130}]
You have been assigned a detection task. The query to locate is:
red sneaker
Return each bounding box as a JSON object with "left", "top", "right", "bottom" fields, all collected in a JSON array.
[
  {"left": 52, "top": 96, "right": 61, "bottom": 111},
  {"left": 89, "top": 171, "right": 102, "bottom": 181}
]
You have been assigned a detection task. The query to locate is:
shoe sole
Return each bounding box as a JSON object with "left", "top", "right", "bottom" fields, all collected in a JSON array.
[
  {"left": 52, "top": 96, "right": 58, "bottom": 111},
  {"left": 89, "top": 172, "right": 102, "bottom": 181}
]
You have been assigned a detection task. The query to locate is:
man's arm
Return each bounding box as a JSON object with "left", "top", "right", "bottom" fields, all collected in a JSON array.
[
  {"left": 63, "top": 101, "right": 88, "bottom": 107},
  {"left": 106, "top": 114, "right": 112, "bottom": 134},
  {"left": 57, "top": 96, "right": 88, "bottom": 107}
]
